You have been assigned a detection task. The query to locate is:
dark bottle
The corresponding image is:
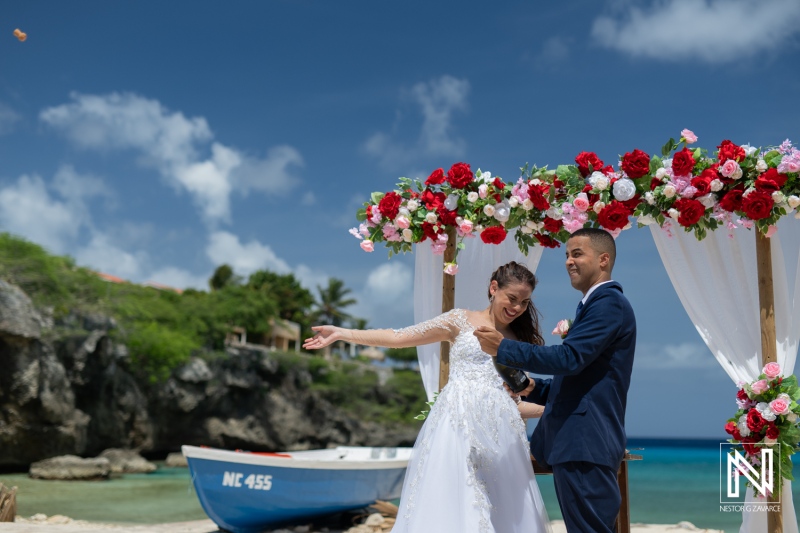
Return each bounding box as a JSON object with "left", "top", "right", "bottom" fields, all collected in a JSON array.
[{"left": 493, "top": 360, "right": 530, "bottom": 393}]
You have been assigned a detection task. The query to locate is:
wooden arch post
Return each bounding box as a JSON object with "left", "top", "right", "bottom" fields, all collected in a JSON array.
[
  {"left": 439, "top": 227, "right": 457, "bottom": 390},
  {"left": 755, "top": 231, "right": 783, "bottom": 533}
]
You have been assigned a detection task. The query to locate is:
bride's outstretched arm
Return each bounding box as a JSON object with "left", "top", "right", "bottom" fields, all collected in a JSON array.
[{"left": 303, "top": 312, "right": 458, "bottom": 351}]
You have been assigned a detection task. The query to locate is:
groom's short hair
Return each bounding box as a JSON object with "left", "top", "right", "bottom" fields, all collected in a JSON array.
[{"left": 569, "top": 228, "right": 616, "bottom": 272}]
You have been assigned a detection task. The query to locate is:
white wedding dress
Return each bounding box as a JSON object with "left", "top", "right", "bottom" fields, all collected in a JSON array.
[{"left": 391, "top": 309, "right": 550, "bottom": 533}]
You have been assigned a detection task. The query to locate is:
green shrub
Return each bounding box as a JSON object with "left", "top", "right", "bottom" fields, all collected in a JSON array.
[{"left": 127, "top": 322, "right": 199, "bottom": 383}]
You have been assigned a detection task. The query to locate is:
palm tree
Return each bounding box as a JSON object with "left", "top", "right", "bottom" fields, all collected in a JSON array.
[{"left": 312, "top": 278, "right": 357, "bottom": 359}]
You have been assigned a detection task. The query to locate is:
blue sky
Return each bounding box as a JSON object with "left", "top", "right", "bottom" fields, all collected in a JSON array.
[{"left": 1, "top": 0, "right": 799, "bottom": 437}]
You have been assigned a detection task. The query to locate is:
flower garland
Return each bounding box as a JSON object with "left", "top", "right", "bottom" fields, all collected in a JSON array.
[
  {"left": 350, "top": 131, "right": 800, "bottom": 274},
  {"left": 724, "top": 363, "right": 800, "bottom": 499}
]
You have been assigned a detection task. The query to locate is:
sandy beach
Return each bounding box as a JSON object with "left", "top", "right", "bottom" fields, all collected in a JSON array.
[{"left": 1, "top": 516, "right": 726, "bottom": 533}]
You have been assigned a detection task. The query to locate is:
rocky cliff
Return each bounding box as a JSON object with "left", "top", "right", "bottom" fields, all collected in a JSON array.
[{"left": 0, "top": 281, "right": 419, "bottom": 470}]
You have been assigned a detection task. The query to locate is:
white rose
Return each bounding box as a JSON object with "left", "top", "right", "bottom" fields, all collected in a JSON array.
[
  {"left": 612, "top": 178, "right": 636, "bottom": 201},
  {"left": 742, "top": 144, "right": 758, "bottom": 157},
  {"left": 765, "top": 437, "right": 778, "bottom": 446},
  {"left": 731, "top": 166, "right": 743, "bottom": 180},
  {"left": 593, "top": 202, "right": 606, "bottom": 214},
  {"left": 655, "top": 167, "right": 668, "bottom": 180},
  {"left": 588, "top": 171, "right": 609, "bottom": 191},
  {"left": 787, "top": 412, "right": 798, "bottom": 422},
  {"left": 546, "top": 207, "right": 563, "bottom": 220},
  {"left": 757, "top": 402, "right": 778, "bottom": 422},
  {"left": 474, "top": 224, "right": 484, "bottom": 233},
  {"left": 529, "top": 178, "right": 542, "bottom": 186},
  {"left": 772, "top": 191, "right": 786, "bottom": 204},
  {"left": 788, "top": 195, "right": 800, "bottom": 209},
  {"left": 455, "top": 216, "right": 464, "bottom": 225},
  {"left": 402, "top": 228, "right": 413, "bottom": 242},
  {"left": 467, "top": 191, "right": 479, "bottom": 203},
  {"left": 494, "top": 201, "right": 510, "bottom": 223},
  {"left": 738, "top": 414, "right": 751, "bottom": 437},
  {"left": 637, "top": 214, "right": 656, "bottom": 226},
  {"left": 520, "top": 225, "right": 533, "bottom": 234},
  {"left": 477, "top": 170, "right": 492, "bottom": 182},
  {"left": 425, "top": 212, "right": 438, "bottom": 224},
  {"left": 698, "top": 193, "right": 717, "bottom": 209},
  {"left": 444, "top": 194, "right": 459, "bottom": 211},
  {"left": 756, "top": 159, "right": 768, "bottom": 173},
  {"left": 668, "top": 208, "right": 679, "bottom": 219},
  {"left": 525, "top": 220, "right": 538, "bottom": 229},
  {"left": 710, "top": 179, "right": 723, "bottom": 192},
  {"left": 407, "top": 199, "right": 419, "bottom": 212},
  {"left": 522, "top": 198, "right": 534, "bottom": 211},
  {"left": 483, "top": 204, "right": 495, "bottom": 217},
  {"left": 663, "top": 184, "right": 677, "bottom": 199},
  {"left": 508, "top": 196, "right": 520, "bottom": 208},
  {"left": 644, "top": 192, "right": 656, "bottom": 205}
]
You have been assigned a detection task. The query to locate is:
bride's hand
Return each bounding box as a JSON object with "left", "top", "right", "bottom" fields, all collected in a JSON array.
[{"left": 303, "top": 325, "right": 344, "bottom": 350}]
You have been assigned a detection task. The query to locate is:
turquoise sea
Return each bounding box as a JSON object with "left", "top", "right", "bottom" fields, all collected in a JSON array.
[{"left": 1, "top": 439, "right": 798, "bottom": 532}]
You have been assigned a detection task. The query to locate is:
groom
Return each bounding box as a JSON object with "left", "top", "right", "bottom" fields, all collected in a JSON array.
[{"left": 475, "top": 228, "right": 636, "bottom": 533}]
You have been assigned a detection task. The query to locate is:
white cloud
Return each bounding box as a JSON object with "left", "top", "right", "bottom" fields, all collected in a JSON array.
[
  {"left": 351, "top": 262, "right": 414, "bottom": 328},
  {"left": 363, "top": 75, "right": 470, "bottom": 171},
  {"left": 147, "top": 266, "right": 210, "bottom": 291},
  {"left": 0, "top": 165, "right": 109, "bottom": 253},
  {"left": 74, "top": 233, "right": 147, "bottom": 280},
  {"left": 40, "top": 92, "right": 303, "bottom": 225},
  {"left": 635, "top": 341, "right": 717, "bottom": 369},
  {"left": 591, "top": 0, "right": 800, "bottom": 63},
  {"left": 206, "top": 230, "right": 292, "bottom": 276}
]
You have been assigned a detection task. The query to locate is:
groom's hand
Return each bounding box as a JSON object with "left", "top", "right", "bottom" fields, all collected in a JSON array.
[{"left": 474, "top": 326, "right": 503, "bottom": 357}]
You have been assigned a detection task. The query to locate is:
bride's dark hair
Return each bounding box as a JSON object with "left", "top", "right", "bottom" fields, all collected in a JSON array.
[{"left": 488, "top": 261, "right": 544, "bottom": 346}]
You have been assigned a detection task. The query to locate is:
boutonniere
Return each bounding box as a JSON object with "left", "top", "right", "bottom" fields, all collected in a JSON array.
[{"left": 552, "top": 319, "right": 572, "bottom": 340}]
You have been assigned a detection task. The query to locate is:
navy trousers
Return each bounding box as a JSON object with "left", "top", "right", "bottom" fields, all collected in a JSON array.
[{"left": 552, "top": 461, "right": 620, "bottom": 533}]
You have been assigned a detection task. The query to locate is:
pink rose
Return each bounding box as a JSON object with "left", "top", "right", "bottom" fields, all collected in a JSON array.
[
  {"left": 443, "top": 262, "right": 459, "bottom": 276},
  {"left": 395, "top": 215, "right": 410, "bottom": 229},
  {"left": 681, "top": 129, "right": 698, "bottom": 144},
  {"left": 763, "top": 362, "right": 781, "bottom": 379},
  {"left": 765, "top": 225, "right": 778, "bottom": 238},
  {"left": 478, "top": 184, "right": 488, "bottom": 199},
  {"left": 360, "top": 240, "right": 374, "bottom": 252},
  {"left": 459, "top": 219, "right": 474, "bottom": 234},
  {"left": 573, "top": 193, "right": 590, "bottom": 212},
  {"left": 719, "top": 159, "right": 740, "bottom": 178},
  {"left": 751, "top": 379, "right": 770, "bottom": 395},
  {"left": 770, "top": 397, "right": 790, "bottom": 415},
  {"left": 564, "top": 218, "right": 586, "bottom": 233},
  {"left": 551, "top": 319, "right": 571, "bottom": 338}
]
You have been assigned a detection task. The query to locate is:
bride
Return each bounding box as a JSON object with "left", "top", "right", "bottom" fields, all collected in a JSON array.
[{"left": 303, "top": 261, "right": 550, "bottom": 532}]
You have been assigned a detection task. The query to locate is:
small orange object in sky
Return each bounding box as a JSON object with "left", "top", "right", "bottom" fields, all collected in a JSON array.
[{"left": 13, "top": 29, "right": 26, "bottom": 42}]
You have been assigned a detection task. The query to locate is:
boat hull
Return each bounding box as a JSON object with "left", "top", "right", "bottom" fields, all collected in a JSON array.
[{"left": 183, "top": 446, "right": 408, "bottom": 533}]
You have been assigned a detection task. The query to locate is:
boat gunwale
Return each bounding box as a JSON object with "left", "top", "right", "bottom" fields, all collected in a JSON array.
[{"left": 181, "top": 445, "right": 411, "bottom": 471}]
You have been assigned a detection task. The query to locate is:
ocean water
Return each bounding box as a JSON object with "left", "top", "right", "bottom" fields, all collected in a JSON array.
[{"left": 1, "top": 440, "right": 798, "bottom": 532}]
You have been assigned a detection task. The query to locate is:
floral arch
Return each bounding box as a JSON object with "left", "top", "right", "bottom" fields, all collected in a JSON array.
[{"left": 351, "top": 131, "right": 800, "bottom": 533}]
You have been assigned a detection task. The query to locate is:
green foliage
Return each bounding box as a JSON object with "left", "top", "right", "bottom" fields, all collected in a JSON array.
[
  {"left": 127, "top": 322, "right": 198, "bottom": 383},
  {"left": 312, "top": 278, "right": 357, "bottom": 327},
  {"left": 385, "top": 346, "right": 418, "bottom": 363},
  {"left": 209, "top": 264, "right": 240, "bottom": 291}
]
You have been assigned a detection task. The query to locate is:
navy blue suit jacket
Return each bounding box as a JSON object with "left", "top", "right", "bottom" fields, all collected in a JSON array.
[{"left": 496, "top": 281, "right": 636, "bottom": 469}]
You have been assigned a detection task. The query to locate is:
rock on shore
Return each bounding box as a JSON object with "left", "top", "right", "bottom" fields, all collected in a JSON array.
[{"left": 28, "top": 456, "right": 111, "bottom": 480}]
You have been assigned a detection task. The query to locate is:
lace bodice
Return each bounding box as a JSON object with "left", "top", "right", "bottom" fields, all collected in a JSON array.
[{"left": 393, "top": 308, "right": 503, "bottom": 387}]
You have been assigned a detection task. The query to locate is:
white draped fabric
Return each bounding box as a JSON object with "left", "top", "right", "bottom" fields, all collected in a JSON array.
[
  {"left": 650, "top": 218, "right": 800, "bottom": 532},
  {"left": 413, "top": 231, "right": 543, "bottom": 400}
]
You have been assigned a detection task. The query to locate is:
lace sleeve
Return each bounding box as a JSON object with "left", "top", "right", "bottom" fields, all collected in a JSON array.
[{"left": 392, "top": 309, "right": 465, "bottom": 342}]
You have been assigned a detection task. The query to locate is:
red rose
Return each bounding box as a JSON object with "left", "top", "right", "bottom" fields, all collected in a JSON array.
[
  {"left": 747, "top": 409, "right": 766, "bottom": 433},
  {"left": 766, "top": 423, "right": 780, "bottom": 440},
  {"left": 447, "top": 162, "right": 473, "bottom": 189},
  {"left": 621, "top": 149, "right": 651, "bottom": 179},
  {"left": 492, "top": 177, "right": 506, "bottom": 190},
  {"left": 543, "top": 217, "right": 563, "bottom": 233},
  {"left": 725, "top": 421, "right": 737, "bottom": 435},
  {"left": 528, "top": 183, "right": 551, "bottom": 211},
  {"left": 650, "top": 177, "right": 662, "bottom": 191},
  {"left": 755, "top": 168, "right": 788, "bottom": 192},
  {"left": 534, "top": 233, "right": 560, "bottom": 248},
  {"left": 737, "top": 389, "right": 749, "bottom": 402},
  {"left": 437, "top": 207, "right": 458, "bottom": 226},
  {"left": 742, "top": 190, "right": 774, "bottom": 220},
  {"left": 480, "top": 225, "right": 507, "bottom": 245},
  {"left": 719, "top": 186, "right": 744, "bottom": 212},
  {"left": 620, "top": 196, "right": 641, "bottom": 212},
  {"left": 421, "top": 189, "right": 446, "bottom": 211},
  {"left": 672, "top": 147, "right": 696, "bottom": 177},
  {"left": 674, "top": 198, "right": 706, "bottom": 227},
  {"left": 378, "top": 191, "right": 402, "bottom": 220},
  {"left": 421, "top": 222, "right": 442, "bottom": 242},
  {"left": 718, "top": 140, "right": 746, "bottom": 163},
  {"left": 742, "top": 436, "right": 759, "bottom": 456},
  {"left": 553, "top": 177, "right": 565, "bottom": 189},
  {"left": 691, "top": 176, "right": 712, "bottom": 196},
  {"left": 575, "top": 151, "right": 604, "bottom": 178},
  {"left": 425, "top": 168, "right": 445, "bottom": 186},
  {"left": 597, "top": 201, "right": 632, "bottom": 231}
]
